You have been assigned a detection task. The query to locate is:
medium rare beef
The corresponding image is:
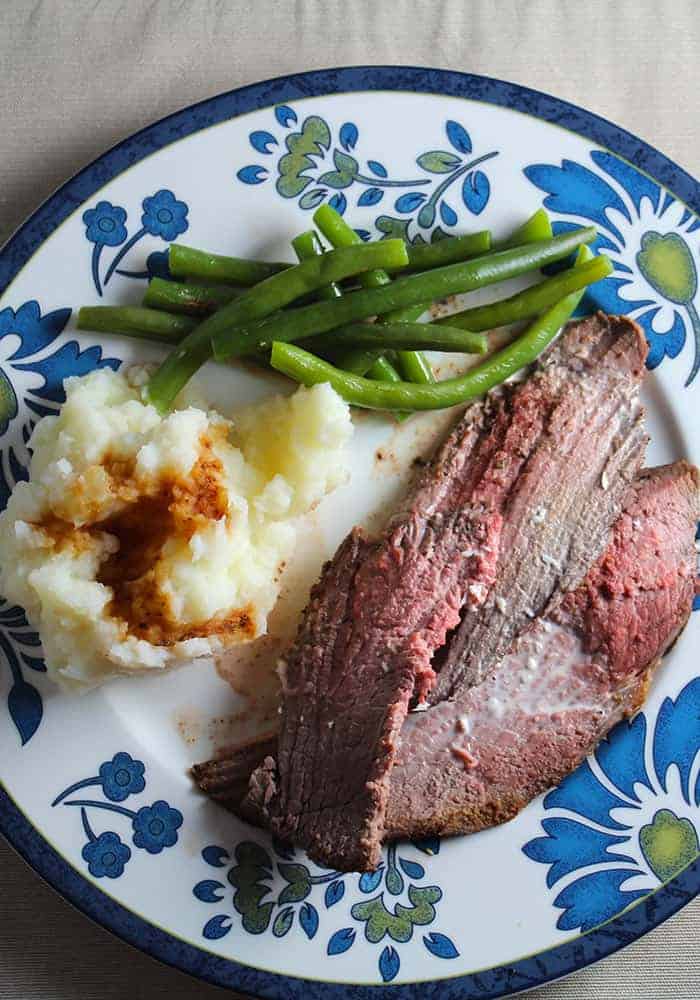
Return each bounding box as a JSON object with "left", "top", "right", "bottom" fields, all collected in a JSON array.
[
  {"left": 385, "top": 462, "right": 699, "bottom": 839},
  {"left": 429, "top": 311, "right": 648, "bottom": 702},
  {"left": 251, "top": 505, "right": 501, "bottom": 871},
  {"left": 194, "top": 314, "right": 650, "bottom": 870}
]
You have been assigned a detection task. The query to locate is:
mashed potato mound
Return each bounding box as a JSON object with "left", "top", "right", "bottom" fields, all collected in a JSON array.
[{"left": 0, "top": 369, "right": 352, "bottom": 690}]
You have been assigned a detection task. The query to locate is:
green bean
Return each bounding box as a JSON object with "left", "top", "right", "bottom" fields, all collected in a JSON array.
[
  {"left": 367, "top": 355, "right": 402, "bottom": 383},
  {"left": 146, "top": 239, "right": 409, "bottom": 411},
  {"left": 292, "top": 225, "right": 404, "bottom": 387},
  {"left": 291, "top": 234, "right": 405, "bottom": 403},
  {"left": 395, "top": 348, "right": 435, "bottom": 385},
  {"left": 270, "top": 286, "right": 586, "bottom": 411},
  {"left": 313, "top": 205, "right": 391, "bottom": 289},
  {"left": 143, "top": 278, "right": 240, "bottom": 315},
  {"left": 311, "top": 205, "right": 408, "bottom": 386},
  {"left": 301, "top": 322, "right": 487, "bottom": 355},
  {"left": 366, "top": 353, "right": 410, "bottom": 419},
  {"left": 170, "top": 225, "right": 491, "bottom": 288},
  {"left": 329, "top": 348, "right": 383, "bottom": 375},
  {"left": 497, "top": 208, "right": 553, "bottom": 250},
  {"left": 169, "top": 244, "right": 288, "bottom": 286},
  {"left": 317, "top": 205, "right": 488, "bottom": 387},
  {"left": 292, "top": 231, "right": 343, "bottom": 300},
  {"left": 383, "top": 212, "right": 548, "bottom": 330},
  {"left": 399, "top": 231, "right": 491, "bottom": 273},
  {"left": 436, "top": 254, "right": 612, "bottom": 331},
  {"left": 77, "top": 306, "right": 196, "bottom": 342},
  {"left": 212, "top": 227, "right": 596, "bottom": 362},
  {"left": 314, "top": 205, "right": 491, "bottom": 273},
  {"left": 379, "top": 302, "right": 433, "bottom": 385}
]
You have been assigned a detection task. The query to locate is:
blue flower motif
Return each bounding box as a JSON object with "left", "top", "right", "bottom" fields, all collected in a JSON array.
[
  {"left": 82, "top": 201, "right": 127, "bottom": 246},
  {"left": 99, "top": 752, "right": 145, "bottom": 802},
  {"left": 525, "top": 150, "right": 700, "bottom": 385},
  {"left": 141, "top": 190, "right": 189, "bottom": 241},
  {"left": 82, "top": 831, "right": 131, "bottom": 879},
  {"left": 132, "top": 799, "right": 183, "bottom": 854},
  {"left": 339, "top": 122, "right": 359, "bottom": 152},
  {"left": 523, "top": 678, "right": 700, "bottom": 933}
]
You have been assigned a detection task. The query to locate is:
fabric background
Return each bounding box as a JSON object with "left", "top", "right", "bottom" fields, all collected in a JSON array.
[{"left": 0, "top": 1, "right": 698, "bottom": 997}]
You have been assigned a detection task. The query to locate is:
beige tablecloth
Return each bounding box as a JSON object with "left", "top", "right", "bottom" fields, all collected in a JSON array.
[{"left": 1, "top": 1, "right": 699, "bottom": 997}]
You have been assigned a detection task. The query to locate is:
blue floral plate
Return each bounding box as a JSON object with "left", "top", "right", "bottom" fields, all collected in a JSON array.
[{"left": 0, "top": 68, "right": 698, "bottom": 998}]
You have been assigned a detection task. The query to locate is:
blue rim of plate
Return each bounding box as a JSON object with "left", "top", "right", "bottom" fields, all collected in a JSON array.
[{"left": 0, "top": 67, "right": 698, "bottom": 998}]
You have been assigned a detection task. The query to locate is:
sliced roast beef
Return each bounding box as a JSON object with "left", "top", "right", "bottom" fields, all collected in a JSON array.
[
  {"left": 385, "top": 462, "right": 699, "bottom": 839},
  {"left": 253, "top": 505, "right": 500, "bottom": 871},
  {"left": 429, "top": 311, "right": 648, "bottom": 702},
  {"left": 194, "top": 314, "right": 650, "bottom": 870},
  {"left": 191, "top": 733, "right": 277, "bottom": 816}
]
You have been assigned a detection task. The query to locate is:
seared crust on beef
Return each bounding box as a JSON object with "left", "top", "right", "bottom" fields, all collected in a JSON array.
[{"left": 191, "top": 733, "right": 277, "bottom": 813}]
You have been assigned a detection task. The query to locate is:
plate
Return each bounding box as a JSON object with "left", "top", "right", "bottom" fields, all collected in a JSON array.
[{"left": 0, "top": 67, "right": 698, "bottom": 998}]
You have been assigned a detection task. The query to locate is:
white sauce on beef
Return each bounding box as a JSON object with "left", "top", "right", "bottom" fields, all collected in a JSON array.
[{"left": 398, "top": 621, "right": 608, "bottom": 770}]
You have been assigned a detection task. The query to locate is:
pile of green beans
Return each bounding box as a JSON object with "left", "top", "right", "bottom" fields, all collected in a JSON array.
[
  {"left": 270, "top": 287, "right": 587, "bottom": 411},
  {"left": 76, "top": 206, "right": 612, "bottom": 418},
  {"left": 211, "top": 227, "right": 597, "bottom": 362},
  {"left": 147, "top": 238, "right": 409, "bottom": 411}
]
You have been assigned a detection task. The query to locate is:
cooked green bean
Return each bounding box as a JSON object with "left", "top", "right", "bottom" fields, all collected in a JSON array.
[
  {"left": 366, "top": 354, "right": 402, "bottom": 383},
  {"left": 395, "top": 348, "right": 435, "bottom": 385},
  {"left": 315, "top": 205, "right": 494, "bottom": 385},
  {"left": 270, "top": 286, "right": 586, "bottom": 411},
  {"left": 143, "top": 278, "right": 240, "bottom": 315},
  {"left": 497, "top": 208, "right": 553, "bottom": 250},
  {"left": 77, "top": 306, "right": 196, "bottom": 342},
  {"left": 213, "top": 227, "right": 596, "bottom": 362},
  {"left": 436, "top": 254, "right": 612, "bottom": 331},
  {"left": 292, "top": 231, "right": 343, "bottom": 300},
  {"left": 313, "top": 205, "right": 391, "bottom": 289},
  {"left": 314, "top": 205, "right": 491, "bottom": 274},
  {"left": 302, "top": 322, "right": 487, "bottom": 354},
  {"left": 170, "top": 224, "right": 491, "bottom": 288},
  {"left": 382, "top": 212, "right": 549, "bottom": 330},
  {"left": 399, "top": 231, "right": 492, "bottom": 273},
  {"left": 379, "top": 302, "right": 433, "bottom": 387},
  {"left": 293, "top": 224, "right": 403, "bottom": 385},
  {"left": 329, "top": 348, "right": 383, "bottom": 375},
  {"left": 365, "top": 353, "right": 409, "bottom": 419},
  {"left": 311, "top": 205, "right": 411, "bottom": 387},
  {"left": 169, "top": 245, "right": 288, "bottom": 286},
  {"left": 146, "top": 238, "right": 409, "bottom": 411}
]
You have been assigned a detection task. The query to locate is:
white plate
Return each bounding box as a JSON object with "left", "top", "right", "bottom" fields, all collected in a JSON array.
[{"left": 0, "top": 68, "right": 698, "bottom": 998}]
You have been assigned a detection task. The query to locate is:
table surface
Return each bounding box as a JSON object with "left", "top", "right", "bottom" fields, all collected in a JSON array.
[{"left": 1, "top": 1, "right": 699, "bottom": 998}]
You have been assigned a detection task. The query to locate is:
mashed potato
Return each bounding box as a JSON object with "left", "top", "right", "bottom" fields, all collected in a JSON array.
[{"left": 0, "top": 369, "right": 352, "bottom": 690}]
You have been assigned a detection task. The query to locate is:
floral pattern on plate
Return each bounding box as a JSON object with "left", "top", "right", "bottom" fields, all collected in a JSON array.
[
  {"left": 0, "top": 300, "right": 118, "bottom": 745},
  {"left": 524, "top": 150, "right": 700, "bottom": 385},
  {"left": 193, "top": 834, "right": 457, "bottom": 982},
  {"left": 237, "top": 104, "right": 498, "bottom": 244},
  {"left": 523, "top": 678, "right": 700, "bottom": 931},
  {"left": 52, "top": 752, "right": 183, "bottom": 879},
  {"left": 81, "top": 189, "right": 187, "bottom": 295}
]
